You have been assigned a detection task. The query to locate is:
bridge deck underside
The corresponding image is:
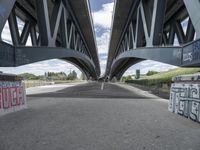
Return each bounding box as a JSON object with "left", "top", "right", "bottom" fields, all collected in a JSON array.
[
  {"left": 0, "top": 0, "right": 100, "bottom": 79},
  {"left": 106, "top": 0, "right": 200, "bottom": 79}
]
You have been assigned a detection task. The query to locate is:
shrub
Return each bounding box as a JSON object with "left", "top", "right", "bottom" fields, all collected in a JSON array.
[{"left": 146, "top": 70, "right": 158, "bottom": 76}]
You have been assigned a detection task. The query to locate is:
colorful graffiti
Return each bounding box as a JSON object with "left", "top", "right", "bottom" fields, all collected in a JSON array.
[
  {"left": 0, "top": 81, "right": 26, "bottom": 116},
  {"left": 169, "top": 83, "right": 200, "bottom": 123}
]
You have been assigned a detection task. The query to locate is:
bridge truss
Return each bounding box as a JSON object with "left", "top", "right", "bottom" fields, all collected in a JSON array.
[
  {"left": 0, "top": 0, "right": 100, "bottom": 79},
  {"left": 106, "top": 0, "right": 200, "bottom": 80}
]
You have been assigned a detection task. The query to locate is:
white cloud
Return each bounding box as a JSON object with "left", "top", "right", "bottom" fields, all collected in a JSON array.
[
  {"left": 181, "top": 17, "right": 189, "bottom": 35},
  {"left": 96, "top": 30, "right": 111, "bottom": 74},
  {"left": 0, "top": 59, "right": 82, "bottom": 78},
  {"left": 96, "top": 30, "right": 110, "bottom": 54},
  {"left": 1, "top": 21, "right": 12, "bottom": 44},
  {"left": 92, "top": 2, "right": 114, "bottom": 75},
  {"left": 92, "top": 2, "right": 114, "bottom": 29},
  {"left": 124, "top": 60, "right": 178, "bottom": 76}
]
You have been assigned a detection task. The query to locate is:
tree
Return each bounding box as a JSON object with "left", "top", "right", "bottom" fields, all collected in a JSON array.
[
  {"left": 72, "top": 70, "right": 77, "bottom": 80},
  {"left": 19, "top": 73, "right": 39, "bottom": 80},
  {"left": 80, "top": 73, "right": 86, "bottom": 80},
  {"left": 121, "top": 75, "right": 132, "bottom": 82},
  {"left": 67, "top": 70, "right": 77, "bottom": 80},
  {"left": 146, "top": 70, "right": 158, "bottom": 76}
]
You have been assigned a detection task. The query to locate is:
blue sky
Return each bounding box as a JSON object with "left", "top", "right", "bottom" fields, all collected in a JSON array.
[
  {"left": 90, "top": 0, "right": 113, "bottom": 11},
  {"left": 0, "top": 0, "right": 178, "bottom": 77}
]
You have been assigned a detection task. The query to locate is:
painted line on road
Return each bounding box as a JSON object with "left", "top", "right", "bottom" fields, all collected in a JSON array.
[{"left": 101, "top": 82, "right": 105, "bottom": 90}]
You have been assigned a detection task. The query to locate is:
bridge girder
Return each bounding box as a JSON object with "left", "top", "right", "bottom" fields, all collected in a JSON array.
[
  {"left": 0, "top": 0, "right": 100, "bottom": 79},
  {"left": 106, "top": 0, "right": 200, "bottom": 80}
]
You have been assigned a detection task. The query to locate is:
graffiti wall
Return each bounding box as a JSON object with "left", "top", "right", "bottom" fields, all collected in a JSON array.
[
  {"left": 169, "top": 75, "right": 200, "bottom": 123},
  {"left": 0, "top": 80, "right": 26, "bottom": 116}
]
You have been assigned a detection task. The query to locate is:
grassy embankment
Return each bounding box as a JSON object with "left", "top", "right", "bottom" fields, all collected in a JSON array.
[
  {"left": 125, "top": 68, "right": 200, "bottom": 98},
  {"left": 126, "top": 68, "right": 200, "bottom": 86}
]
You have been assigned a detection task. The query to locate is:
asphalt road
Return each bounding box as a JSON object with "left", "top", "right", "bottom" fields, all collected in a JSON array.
[
  {"left": 26, "top": 82, "right": 86, "bottom": 95},
  {"left": 0, "top": 82, "right": 200, "bottom": 150}
]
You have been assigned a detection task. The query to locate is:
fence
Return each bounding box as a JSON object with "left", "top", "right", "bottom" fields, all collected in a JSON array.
[{"left": 24, "top": 80, "right": 54, "bottom": 88}]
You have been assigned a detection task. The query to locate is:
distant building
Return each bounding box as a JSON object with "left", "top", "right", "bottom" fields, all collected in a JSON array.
[{"left": 135, "top": 69, "right": 140, "bottom": 79}]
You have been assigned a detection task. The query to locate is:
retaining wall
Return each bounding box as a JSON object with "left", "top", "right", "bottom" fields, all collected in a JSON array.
[
  {"left": 169, "top": 74, "right": 200, "bottom": 123},
  {"left": 0, "top": 73, "right": 26, "bottom": 116}
]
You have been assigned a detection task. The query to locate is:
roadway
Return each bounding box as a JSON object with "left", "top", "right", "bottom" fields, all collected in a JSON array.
[
  {"left": 26, "top": 82, "right": 86, "bottom": 95},
  {"left": 0, "top": 82, "right": 200, "bottom": 150}
]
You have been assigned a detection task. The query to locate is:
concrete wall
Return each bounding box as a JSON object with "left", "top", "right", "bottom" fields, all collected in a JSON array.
[
  {"left": 24, "top": 80, "right": 54, "bottom": 88},
  {"left": 0, "top": 74, "right": 26, "bottom": 116},
  {"left": 169, "top": 74, "right": 200, "bottom": 123},
  {"left": 127, "top": 83, "right": 170, "bottom": 99}
]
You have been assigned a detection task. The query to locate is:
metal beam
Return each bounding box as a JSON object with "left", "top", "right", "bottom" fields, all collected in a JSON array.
[
  {"left": 30, "top": 25, "right": 37, "bottom": 46},
  {"left": 184, "top": 0, "right": 200, "bottom": 39},
  {"left": 112, "top": 47, "right": 182, "bottom": 69},
  {"left": 175, "top": 20, "right": 185, "bottom": 44},
  {"left": 186, "top": 19, "right": 195, "bottom": 42},
  {"left": 152, "top": 0, "right": 166, "bottom": 45},
  {"left": 50, "top": 0, "right": 63, "bottom": 40},
  {"left": 169, "top": 26, "right": 175, "bottom": 45},
  {"left": 0, "top": 41, "right": 15, "bottom": 66},
  {"left": 140, "top": 0, "right": 166, "bottom": 46},
  {"left": 0, "top": 0, "right": 16, "bottom": 34},
  {"left": 20, "top": 21, "right": 31, "bottom": 45},
  {"left": 110, "top": 39, "right": 200, "bottom": 78},
  {"left": 60, "top": 9, "right": 70, "bottom": 48},
  {"left": 8, "top": 9, "right": 20, "bottom": 45},
  {"left": 35, "top": 0, "right": 52, "bottom": 46},
  {"left": 0, "top": 40, "right": 97, "bottom": 77},
  {"left": 15, "top": 46, "right": 95, "bottom": 67}
]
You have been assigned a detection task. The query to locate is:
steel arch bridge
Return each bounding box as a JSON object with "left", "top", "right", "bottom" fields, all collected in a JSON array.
[
  {"left": 106, "top": 0, "right": 200, "bottom": 80},
  {"left": 0, "top": 0, "right": 100, "bottom": 79}
]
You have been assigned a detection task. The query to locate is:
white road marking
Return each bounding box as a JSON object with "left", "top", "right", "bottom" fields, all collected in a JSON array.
[{"left": 101, "top": 82, "right": 105, "bottom": 90}]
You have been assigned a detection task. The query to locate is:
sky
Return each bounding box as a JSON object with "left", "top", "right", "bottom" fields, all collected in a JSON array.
[{"left": 0, "top": 0, "right": 179, "bottom": 77}]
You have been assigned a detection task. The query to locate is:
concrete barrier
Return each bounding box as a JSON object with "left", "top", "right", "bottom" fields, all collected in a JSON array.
[
  {"left": 0, "top": 73, "right": 26, "bottom": 116},
  {"left": 169, "top": 74, "right": 200, "bottom": 123}
]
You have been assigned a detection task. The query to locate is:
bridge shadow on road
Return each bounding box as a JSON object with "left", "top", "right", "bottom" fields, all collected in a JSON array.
[
  {"left": 27, "top": 82, "right": 151, "bottom": 99},
  {"left": 3, "top": 82, "right": 200, "bottom": 150}
]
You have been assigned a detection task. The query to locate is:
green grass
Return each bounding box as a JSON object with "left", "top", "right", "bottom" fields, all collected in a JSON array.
[{"left": 126, "top": 68, "right": 200, "bottom": 86}]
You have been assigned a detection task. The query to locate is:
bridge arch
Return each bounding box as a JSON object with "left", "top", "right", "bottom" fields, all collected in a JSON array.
[
  {"left": 0, "top": 0, "right": 100, "bottom": 79},
  {"left": 106, "top": 0, "right": 200, "bottom": 80}
]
